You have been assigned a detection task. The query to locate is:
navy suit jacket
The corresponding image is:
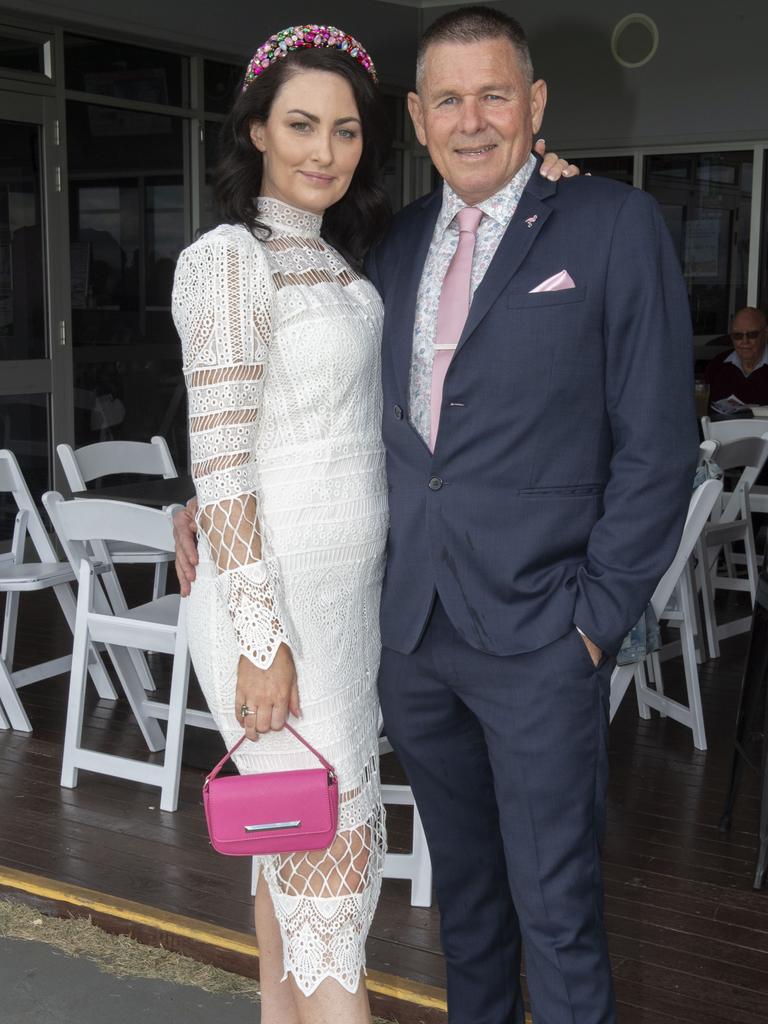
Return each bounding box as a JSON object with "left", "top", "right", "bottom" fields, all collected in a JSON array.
[{"left": 365, "top": 164, "right": 698, "bottom": 657}]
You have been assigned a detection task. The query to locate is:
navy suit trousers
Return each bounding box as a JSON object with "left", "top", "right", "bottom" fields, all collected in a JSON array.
[{"left": 378, "top": 599, "right": 616, "bottom": 1024}]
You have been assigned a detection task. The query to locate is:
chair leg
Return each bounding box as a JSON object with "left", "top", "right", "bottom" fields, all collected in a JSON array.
[
  {"left": 106, "top": 644, "right": 166, "bottom": 752},
  {"left": 634, "top": 662, "right": 652, "bottom": 720},
  {"left": 610, "top": 664, "right": 635, "bottom": 721},
  {"left": 90, "top": 578, "right": 165, "bottom": 752},
  {"left": 644, "top": 652, "right": 669, "bottom": 719},
  {"left": 723, "top": 541, "right": 737, "bottom": 580},
  {"left": 0, "top": 698, "right": 9, "bottom": 729},
  {"left": 409, "top": 804, "right": 433, "bottom": 908},
  {"left": 152, "top": 561, "right": 168, "bottom": 602},
  {"left": 650, "top": 652, "right": 665, "bottom": 695},
  {"left": 744, "top": 515, "right": 759, "bottom": 604},
  {"left": 689, "top": 562, "right": 707, "bottom": 664},
  {"left": 61, "top": 568, "right": 96, "bottom": 789},
  {"left": 0, "top": 656, "right": 32, "bottom": 732},
  {"left": 680, "top": 571, "right": 707, "bottom": 751},
  {"left": 635, "top": 652, "right": 664, "bottom": 719},
  {"left": 52, "top": 582, "right": 117, "bottom": 700},
  {"left": 698, "top": 539, "right": 721, "bottom": 659},
  {"left": 102, "top": 569, "right": 156, "bottom": 692},
  {"left": 127, "top": 647, "right": 158, "bottom": 693},
  {"left": 85, "top": 644, "right": 118, "bottom": 701},
  {"left": 159, "top": 605, "right": 191, "bottom": 812},
  {"left": 1, "top": 590, "right": 19, "bottom": 667}
]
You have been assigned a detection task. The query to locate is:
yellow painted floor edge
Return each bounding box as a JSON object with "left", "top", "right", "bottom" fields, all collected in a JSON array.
[{"left": 0, "top": 866, "right": 449, "bottom": 1013}]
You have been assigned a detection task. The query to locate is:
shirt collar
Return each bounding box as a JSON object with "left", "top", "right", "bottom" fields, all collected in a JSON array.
[
  {"left": 725, "top": 348, "right": 768, "bottom": 374},
  {"left": 435, "top": 152, "right": 537, "bottom": 238}
]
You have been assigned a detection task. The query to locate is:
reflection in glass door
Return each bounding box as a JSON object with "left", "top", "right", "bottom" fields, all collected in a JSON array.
[
  {"left": 0, "top": 120, "right": 45, "bottom": 361},
  {"left": 644, "top": 151, "right": 753, "bottom": 339},
  {"left": 67, "top": 99, "right": 188, "bottom": 469},
  {"left": 0, "top": 92, "right": 68, "bottom": 541}
]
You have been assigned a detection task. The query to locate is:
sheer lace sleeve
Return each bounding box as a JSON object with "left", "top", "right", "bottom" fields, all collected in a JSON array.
[{"left": 172, "top": 228, "right": 292, "bottom": 668}]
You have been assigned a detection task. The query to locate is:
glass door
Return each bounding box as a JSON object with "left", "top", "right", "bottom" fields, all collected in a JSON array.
[
  {"left": 0, "top": 90, "right": 72, "bottom": 540},
  {"left": 644, "top": 151, "right": 753, "bottom": 340}
]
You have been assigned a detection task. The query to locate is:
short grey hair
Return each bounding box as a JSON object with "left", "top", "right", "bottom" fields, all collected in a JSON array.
[{"left": 415, "top": 5, "right": 534, "bottom": 92}]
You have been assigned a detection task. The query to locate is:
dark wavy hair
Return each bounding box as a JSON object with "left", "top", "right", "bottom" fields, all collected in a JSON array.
[{"left": 213, "top": 47, "right": 392, "bottom": 265}]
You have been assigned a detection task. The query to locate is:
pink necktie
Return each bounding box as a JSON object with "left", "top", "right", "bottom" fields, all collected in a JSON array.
[{"left": 430, "top": 206, "right": 483, "bottom": 451}]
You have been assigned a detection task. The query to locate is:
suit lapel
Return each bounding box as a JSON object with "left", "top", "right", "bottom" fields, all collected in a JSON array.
[
  {"left": 454, "top": 173, "right": 557, "bottom": 357},
  {"left": 388, "top": 189, "right": 441, "bottom": 405}
]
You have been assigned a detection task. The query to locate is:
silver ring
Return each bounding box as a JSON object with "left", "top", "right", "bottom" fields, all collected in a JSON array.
[{"left": 240, "top": 704, "right": 257, "bottom": 718}]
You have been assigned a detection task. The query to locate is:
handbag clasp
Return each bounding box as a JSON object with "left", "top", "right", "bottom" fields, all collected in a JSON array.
[{"left": 244, "top": 820, "right": 301, "bottom": 832}]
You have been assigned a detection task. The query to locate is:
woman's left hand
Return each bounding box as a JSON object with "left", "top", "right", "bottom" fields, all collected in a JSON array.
[{"left": 534, "top": 139, "right": 581, "bottom": 181}]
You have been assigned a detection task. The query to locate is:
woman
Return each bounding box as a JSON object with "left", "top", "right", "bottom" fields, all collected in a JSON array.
[{"left": 172, "top": 24, "right": 576, "bottom": 1024}]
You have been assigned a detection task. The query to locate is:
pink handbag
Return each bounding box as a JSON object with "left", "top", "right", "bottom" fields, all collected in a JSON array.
[{"left": 203, "top": 723, "right": 339, "bottom": 857}]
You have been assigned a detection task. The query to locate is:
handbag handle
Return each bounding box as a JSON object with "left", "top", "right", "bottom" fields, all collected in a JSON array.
[{"left": 204, "top": 723, "right": 336, "bottom": 787}]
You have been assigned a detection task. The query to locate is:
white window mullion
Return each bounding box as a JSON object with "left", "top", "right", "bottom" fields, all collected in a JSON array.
[{"left": 747, "top": 146, "right": 764, "bottom": 307}]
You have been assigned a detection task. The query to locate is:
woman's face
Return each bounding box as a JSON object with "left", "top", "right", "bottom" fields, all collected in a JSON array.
[{"left": 250, "top": 69, "right": 364, "bottom": 215}]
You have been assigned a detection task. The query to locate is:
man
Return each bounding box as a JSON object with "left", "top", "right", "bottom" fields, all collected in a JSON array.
[
  {"left": 176, "top": 8, "right": 696, "bottom": 1022},
  {"left": 365, "top": 8, "right": 694, "bottom": 1023},
  {"left": 705, "top": 306, "right": 768, "bottom": 407}
]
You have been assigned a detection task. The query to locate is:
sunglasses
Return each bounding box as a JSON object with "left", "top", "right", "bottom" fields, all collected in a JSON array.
[{"left": 731, "top": 330, "right": 764, "bottom": 341}]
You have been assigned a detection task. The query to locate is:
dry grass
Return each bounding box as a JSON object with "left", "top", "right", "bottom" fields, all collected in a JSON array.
[
  {"left": 0, "top": 897, "right": 260, "bottom": 1000},
  {"left": 0, "top": 898, "right": 395, "bottom": 1021}
]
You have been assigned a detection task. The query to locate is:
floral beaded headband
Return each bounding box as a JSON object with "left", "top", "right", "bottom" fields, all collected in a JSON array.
[{"left": 242, "top": 24, "right": 378, "bottom": 90}]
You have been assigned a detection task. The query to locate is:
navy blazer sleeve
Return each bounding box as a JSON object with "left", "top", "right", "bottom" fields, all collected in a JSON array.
[{"left": 573, "top": 188, "right": 698, "bottom": 653}]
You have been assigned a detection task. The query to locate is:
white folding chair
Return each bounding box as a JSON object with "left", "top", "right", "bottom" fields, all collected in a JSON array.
[
  {"left": 701, "top": 416, "right": 768, "bottom": 513},
  {"left": 610, "top": 478, "right": 723, "bottom": 750},
  {"left": 59, "top": 437, "right": 181, "bottom": 691},
  {"left": 378, "top": 726, "right": 433, "bottom": 907},
  {"left": 43, "top": 492, "right": 215, "bottom": 812},
  {"left": 57, "top": 437, "right": 178, "bottom": 602},
  {"left": 696, "top": 436, "right": 768, "bottom": 658},
  {"left": 249, "top": 725, "right": 434, "bottom": 908},
  {"left": 0, "top": 450, "right": 116, "bottom": 732}
]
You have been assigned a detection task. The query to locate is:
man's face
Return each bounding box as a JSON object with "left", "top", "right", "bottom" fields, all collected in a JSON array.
[
  {"left": 730, "top": 309, "right": 768, "bottom": 365},
  {"left": 408, "top": 37, "right": 546, "bottom": 206}
]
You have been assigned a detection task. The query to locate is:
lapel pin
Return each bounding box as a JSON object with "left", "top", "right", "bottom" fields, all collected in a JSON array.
[{"left": 525, "top": 215, "right": 538, "bottom": 229}]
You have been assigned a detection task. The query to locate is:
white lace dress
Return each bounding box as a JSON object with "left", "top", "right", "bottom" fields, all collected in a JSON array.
[{"left": 171, "top": 198, "right": 387, "bottom": 996}]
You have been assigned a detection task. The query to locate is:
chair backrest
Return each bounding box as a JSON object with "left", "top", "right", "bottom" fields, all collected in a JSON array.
[
  {"left": 0, "top": 450, "right": 59, "bottom": 562},
  {"left": 712, "top": 435, "right": 768, "bottom": 474},
  {"left": 649, "top": 478, "right": 723, "bottom": 619},
  {"left": 701, "top": 416, "right": 768, "bottom": 445},
  {"left": 43, "top": 492, "right": 175, "bottom": 575},
  {"left": 704, "top": 435, "right": 768, "bottom": 525},
  {"left": 57, "top": 436, "right": 177, "bottom": 492}
]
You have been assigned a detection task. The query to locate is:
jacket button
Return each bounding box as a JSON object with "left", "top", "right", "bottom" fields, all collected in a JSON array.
[
  {"left": 428, "top": 477, "right": 443, "bottom": 491},
  {"left": 393, "top": 405, "right": 403, "bottom": 420}
]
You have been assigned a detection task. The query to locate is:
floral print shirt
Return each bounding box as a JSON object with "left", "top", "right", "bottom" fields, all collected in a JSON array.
[{"left": 408, "top": 153, "right": 536, "bottom": 444}]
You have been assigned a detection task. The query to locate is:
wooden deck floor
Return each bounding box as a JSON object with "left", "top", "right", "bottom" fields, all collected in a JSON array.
[{"left": 1, "top": 576, "right": 767, "bottom": 1023}]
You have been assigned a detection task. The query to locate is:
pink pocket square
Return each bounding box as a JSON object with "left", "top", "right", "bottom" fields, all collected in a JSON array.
[{"left": 529, "top": 270, "right": 576, "bottom": 293}]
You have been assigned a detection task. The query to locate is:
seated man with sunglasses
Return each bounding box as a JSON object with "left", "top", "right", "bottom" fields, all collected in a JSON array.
[{"left": 706, "top": 306, "right": 768, "bottom": 408}]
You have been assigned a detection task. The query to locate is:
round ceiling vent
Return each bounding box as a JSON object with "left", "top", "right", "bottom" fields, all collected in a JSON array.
[{"left": 611, "top": 13, "right": 659, "bottom": 68}]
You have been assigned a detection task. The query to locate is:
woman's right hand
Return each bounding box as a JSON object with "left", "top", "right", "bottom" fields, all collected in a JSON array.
[{"left": 235, "top": 643, "right": 300, "bottom": 740}]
